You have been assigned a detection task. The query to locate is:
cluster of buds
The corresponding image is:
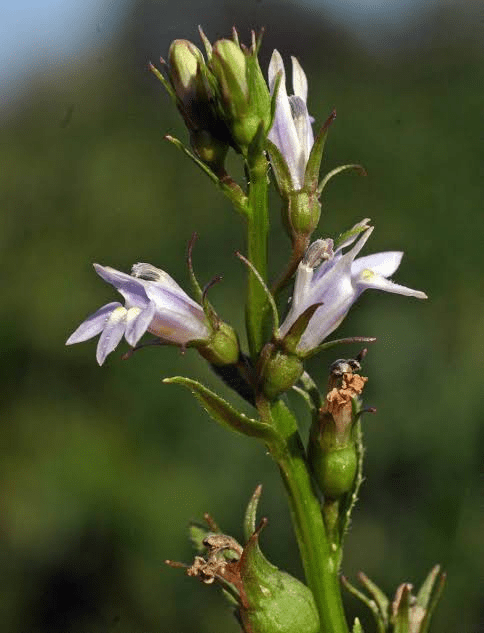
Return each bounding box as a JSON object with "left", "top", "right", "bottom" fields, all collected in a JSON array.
[
  {"left": 152, "top": 28, "right": 272, "bottom": 168},
  {"left": 166, "top": 487, "right": 320, "bottom": 633}
]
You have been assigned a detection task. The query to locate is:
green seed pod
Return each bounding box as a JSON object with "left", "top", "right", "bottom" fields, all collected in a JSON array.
[
  {"left": 198, "top": 321, "right": 240, "bottom": 366},
  {"left": 287, "top": 190, "right": 321, "bottom": 238},
  {"left": 310, "top": 440, "right": 357, "bottom": 499},
  {"left": 261, "top": 349, "right": 304, "bottom": 400},
  {"left": 308, "top": 365, "right": 368, "bottom": 499},
  {"left": 239, "top": 520, "right": 319, "bottom": 633}
]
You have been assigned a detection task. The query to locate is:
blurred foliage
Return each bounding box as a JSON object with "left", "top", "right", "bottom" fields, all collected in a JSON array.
[{"left": 1, "top": 1, "right": 483, "bottom": 632}]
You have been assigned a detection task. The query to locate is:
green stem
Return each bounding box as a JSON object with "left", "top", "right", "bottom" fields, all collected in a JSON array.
[
  {"left": 245, "top": 152, "right": 270, "bottom": 359},
  {"left": 264, "top": 399, "right": 349, "bottom": 633}
]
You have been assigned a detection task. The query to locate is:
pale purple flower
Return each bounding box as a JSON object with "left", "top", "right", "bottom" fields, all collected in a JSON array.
[
  {"left": 268, "top": 49, "right": 314, "bottom": 190},
  {"left": 279, "top": 220, "right": 427, "bottom": 353},
  {"left": 66, "top": 263, "right": 210, "bottom": 365}
]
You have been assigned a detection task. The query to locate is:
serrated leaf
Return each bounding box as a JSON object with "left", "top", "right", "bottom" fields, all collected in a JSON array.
[{"left": 163, "top": 376, "right": 277, "bottom": 441}]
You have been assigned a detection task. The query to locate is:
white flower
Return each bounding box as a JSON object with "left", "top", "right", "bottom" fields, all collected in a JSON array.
[
  {"left": 279, "top": 220, "right": 427, "bottom": 353},
  {"left": 66, "top": 263, "right": 210, "bottom": 365},
  {"left": 267, "top": 49, "right": 314, "bottom": 190}
]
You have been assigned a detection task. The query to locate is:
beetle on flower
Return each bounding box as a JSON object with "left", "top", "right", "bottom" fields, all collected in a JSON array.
[{"left": 279, "top": 219, "right": 428, "bottom": 354}]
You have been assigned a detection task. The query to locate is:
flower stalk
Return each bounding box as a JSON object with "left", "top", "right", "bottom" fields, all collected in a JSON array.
[
  {"left": 245, "top": 150, "right": 270, "bottom": 359},
  {"left": 262, "top": 398, "right": 349, "bottom": 633}
]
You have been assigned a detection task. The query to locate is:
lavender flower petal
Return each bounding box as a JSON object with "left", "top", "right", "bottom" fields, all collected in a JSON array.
[
  {"left": 124, "top": 302, "right": 156, "bottom": 347},
  {"left": 96, "top": 306, "right": 128, "bottom": 365},
  {"left": 351, "top": 251, "right": 403, "bottom": 278},
  {"left": 291, "top": 56, "right": 308, "bottom": 103},
  {"left": 66, "top": 302, "right": 121, "bottom": 345},
  {"left": 279, "top": 221, "right": 427, "bottom": 353}
]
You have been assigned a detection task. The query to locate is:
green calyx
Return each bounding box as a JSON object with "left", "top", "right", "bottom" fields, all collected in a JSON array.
[
  {"left": 308, "top": 369, "right": 368, "bottom": 499},
  {"left": 310, "top": 439, "right": 358, "bottom": 499},
  {"left": 288, "top": 189, "right": 321, "bottom": 239},
  {"left": 197, "top": 321, "right": 240, "bottom": 366},
  {"left": 260, "top": 348, "right": 304, "bottom": 400}
]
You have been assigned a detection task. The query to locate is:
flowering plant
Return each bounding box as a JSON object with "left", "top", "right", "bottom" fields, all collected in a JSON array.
[{"left": 67, "top": 28, "right": 444, "bottom": 633}]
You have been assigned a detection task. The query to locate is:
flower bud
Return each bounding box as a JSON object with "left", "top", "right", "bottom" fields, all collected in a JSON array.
[
  {"left": 308, "top": 360, "right": 367, "bottom": 499},
  {"left": 162, "top": 38, "right": 230, "bottom": 171},
  {"left": 210, "top": 37, "right": 271, "bottom": 154},
  {"left": 168, "top": 39, "right": 206, "bottom": 105}
]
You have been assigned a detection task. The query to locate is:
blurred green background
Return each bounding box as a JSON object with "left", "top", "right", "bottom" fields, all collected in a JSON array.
[{"left": 1, "top": 0, "right": 483, "bottom": 631}]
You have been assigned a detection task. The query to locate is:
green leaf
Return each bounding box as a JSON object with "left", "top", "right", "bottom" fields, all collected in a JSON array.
[
  {"left": 416, "top": 565, "right": 441, "bottom": 609},
  {"left": 266, "top": 138, "right": 293, "bottom": 195},
  {"left": 243, "top": 484, "right": 263, "bottom": 541},
  {"left": 302, "top": 336, "right": 376, "bottom": 360},
  {"left": 303, "top": 110, "right": 336, "bottom": 192},
  {"left": 281, "top": 303, "right": 322, "bottom": 354},
  {"left": 163, "top": 376, "right": 278, "bottom": 441},
  {"left": 392, "top": 584, "right": 412, "bottom": 633},
  {"left": 341, "top": 576, "right": 385, "bottom": 633},
  {"left": 298, "top": 371, "right": 323, "bottom": 412},
  {"left": 333, "top": 222, "right": 370, "bottom": 251},
  {"left": 198, "top": 26, "right": 212, "bottom": 60},
  {"left": 149, "top": 62, "right": 177, "bottom": 100},
  {"left": 268, "top": 71, "right": 282, "bottom": 132},
  {"left": 317, "top": 163, "right": 366, "bottom": 197},
  {"left": 418, "top": 566, "right": 446, "bottom": 633},
  {"left": 357, "top": 572, "right": 390, "bottom": 627}
]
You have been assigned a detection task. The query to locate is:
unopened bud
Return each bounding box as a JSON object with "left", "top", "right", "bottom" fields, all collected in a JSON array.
[
  {"left": 210, "top": 36, "right": 271, "bottom": 154},
  {"left": 168, "top": 39, "right": 205, "bottom": 105}
]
